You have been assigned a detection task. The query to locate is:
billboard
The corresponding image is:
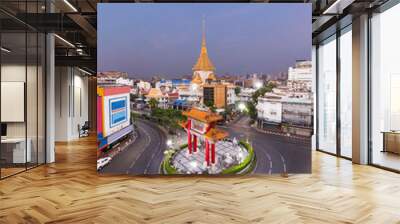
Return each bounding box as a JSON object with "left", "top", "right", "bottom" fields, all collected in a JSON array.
[{"left": 102, "top": 93, "right": 130, "bottom": 137}]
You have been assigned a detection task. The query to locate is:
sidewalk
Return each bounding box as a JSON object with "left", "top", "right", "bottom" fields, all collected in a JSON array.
[
  {"left": 252, "top": 125, "right": 311, "bottom": 141},
  {"left": 98, "top": 131, "right": 138, "bottom": 159}
]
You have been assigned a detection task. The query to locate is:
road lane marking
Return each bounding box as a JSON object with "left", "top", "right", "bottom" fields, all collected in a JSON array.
[
  {"left": 127, "top": 122, "right": 151, "bottom": 174},
  {"left": 252, "top": 142, "right": 273, "bottom": 174},
  {"left": 144, "top": 126, "right": 163, "bottom": 174}
]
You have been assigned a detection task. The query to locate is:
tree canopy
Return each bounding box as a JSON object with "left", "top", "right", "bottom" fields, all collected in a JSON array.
[
  {"left": 251, "top": 82, "right": 277, "bottom": 103},
  {"left": 234, "top": 87, "right": 241, "bottom": 95},
  {"left": 148, "top": 98, "right": 158, "bottom": 109},
  {"left": 151, "top": 108, "right": 186, "bottom": 134}
]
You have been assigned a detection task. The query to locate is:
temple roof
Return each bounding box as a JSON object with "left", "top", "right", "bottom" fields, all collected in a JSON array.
[
  {"left": 205, "top": 128, "right": 229, "bottom": 141},
  {"left": 192, "top": 72, "right": 203, "bottom": 85},
  {"left": 182, "top": 108, "right": 222, "bottom": 123},
  {"left": 146, "top": 88, "right": 163, "bottom": 98},
  {"left": 207, "top": 73, "right": 216, "bottom": 81}
]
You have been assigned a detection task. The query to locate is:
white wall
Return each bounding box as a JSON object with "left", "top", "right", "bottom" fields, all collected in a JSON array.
[
  {"left": 55, "top": 67, "right": 89, "bottom": 141},
  {"left": 1, "top": 65, "right": 38, "bottom": 137}
]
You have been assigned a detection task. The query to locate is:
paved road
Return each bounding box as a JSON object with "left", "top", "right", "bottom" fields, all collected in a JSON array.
[
  {"left": 100, "top": 119, "right": 167, "bottom": 175},
  {"left": 221, "top": 115, "right": 311, "bottom": 174},
  {"left": 101, "top": 116, "right": 310, "bottom": 175}
]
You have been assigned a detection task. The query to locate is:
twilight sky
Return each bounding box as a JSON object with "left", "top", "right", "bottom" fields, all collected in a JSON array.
[{"left": 98, "top": 3, "right": 311, "bottom": 79}]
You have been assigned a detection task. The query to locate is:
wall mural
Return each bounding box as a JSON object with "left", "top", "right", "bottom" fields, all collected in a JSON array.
[{"left": 97, "top": 3, "right": 313, "bottom": 175}]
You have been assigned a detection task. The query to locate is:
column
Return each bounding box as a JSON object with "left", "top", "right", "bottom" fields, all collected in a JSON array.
[
  {"left": 211, "top": 143, "right": 216, "bottom": 164},
  {"left": 205, "top": 140, "right": 210, "bottom": 166},
  {"left": 311, "top": 45, "right": 317, "bottom": 151},
  {"left": 352, "top": 14, "right": 369, "bottom": 164},
  {"left": 46, "top": 2, "right": 55, "bottom": 163},
  {"left": 193, "top": 135, "right": 197, "bottom": 153}
]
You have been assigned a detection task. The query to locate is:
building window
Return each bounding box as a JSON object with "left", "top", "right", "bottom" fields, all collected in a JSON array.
[
  {"left": 317, "top": 35, "right": 337, "bottom": 154},
  {"left": 370, "top": 3, "right": 400, "bottom": 171},
  {"left": 339, "top": 26, "right": 352, "bottom": 158}
]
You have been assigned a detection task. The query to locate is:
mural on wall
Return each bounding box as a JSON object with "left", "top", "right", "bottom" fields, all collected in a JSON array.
[{"left": 97, "top": 3, "right": 313, "bottom": 175}]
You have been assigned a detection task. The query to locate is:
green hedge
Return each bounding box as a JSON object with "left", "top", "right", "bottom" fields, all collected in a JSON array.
[
  {"left": 162, "top": 143, "right": 188, "bottom": 174},
  {"left": 221, "top": 141, "right": 255, "bottom": 174},
  {"left": 163, "top": 142, "right": 254, "bottom": 175}
]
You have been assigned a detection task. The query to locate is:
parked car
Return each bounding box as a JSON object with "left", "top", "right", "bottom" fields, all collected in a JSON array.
[{"left": 97, "top": 157, "right": 112, "bottom": 171}]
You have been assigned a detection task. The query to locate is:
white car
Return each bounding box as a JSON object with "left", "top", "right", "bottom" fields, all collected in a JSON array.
[{"left": 97, "top": 157, "right": 112, "bottom": 171}]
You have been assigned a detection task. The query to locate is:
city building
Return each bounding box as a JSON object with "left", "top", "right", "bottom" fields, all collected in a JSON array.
[
  {"left": 287, "top": 60, "right": 312, "bottom": 91},
  {"left": 136, "top": 80, "right": 152, "bottom": 93},
  {"left": 257, "top": 89, "right": 314, "bottom": 137},
  {"left": 203, "top": 83, "right": 227, "bottom": 109},
  {"left": 98, "top": 71, "right": 133, "bottom": 87},
  {"left": 226, "top": 84, "right": 237, "bottom": 107},
  {"left": 237, "top": 88, "right": 256, "bottom": 104},
  {"left": 281, "top": 97, "right": 313, "bottom": 137},
  {"left": 256, "top": 93, "right": 283, "bottom": 128},
  {"left": 145, "top": 88, "right": 168, "bottom": 109}
]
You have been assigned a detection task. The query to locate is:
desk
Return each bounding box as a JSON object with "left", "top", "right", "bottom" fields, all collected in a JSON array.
[
  {"left": 1, "top": 138, "right": 31, "bottom": 164},
  {"left": 382, "top": 131, "right": 400, "bottom": 154}
]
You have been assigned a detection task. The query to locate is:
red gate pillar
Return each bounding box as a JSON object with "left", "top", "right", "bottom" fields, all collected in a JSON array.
[
  {"left": 188, "top": 133, "right": 192, "bottom": 154},
  {"left": 193, "top": 135, "right": 197, "bottom": 153},
  {"left": 211, "top": 143, "right": 216, "bottom": 164},
  {"left": 205, "top": 140, "right": 210, "bottom": 166},
  {"left": 187, "top": 120, "right": 192, "bottom": 154}
]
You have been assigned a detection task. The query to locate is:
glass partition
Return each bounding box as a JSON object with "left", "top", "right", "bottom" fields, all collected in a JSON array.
[
  {"left": 0, "top": 2, "right": 46, "bottom": 179},
  {"left": 1, "top": 31, "right": 28, "bottom": 177}
]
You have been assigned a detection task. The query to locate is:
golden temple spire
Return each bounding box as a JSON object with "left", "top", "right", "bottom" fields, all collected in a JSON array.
[
  {"left": 202, "top": 16, "right": 206, "bottom": 50},
  {"left": 193, "top": 17, "right": 215, "bottom": 72}
]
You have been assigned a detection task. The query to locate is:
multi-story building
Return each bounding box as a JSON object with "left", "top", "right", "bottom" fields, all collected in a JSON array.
[
  {"left": 257, "top": 91, "right": 313, "bottom": 137},
  {"left": 281, "top": 97, "right": 313, "bottom": 137},
  {"left": 203, "top": 83, "right": 227, "bottom": 109},
  {"left": 287, "top": 60, "right": 312, "bottom": 91},
  {"left": 256, "top": 93, "right": 283, "bottom": 126},
  {"left": 226, "top": 84, "right": 237, "bottom": 107},
  {"left": 237, "top": 88, "right": 256, "bottom": 104},
  {"left": 156, "top": 79, "right": 191, "bottom": 90},
  {"left": 98, "top": 71, "right": 133, "bottom": 87},
  {"left": 136, "top": 80, "right": 152, "bottom": 93}
]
